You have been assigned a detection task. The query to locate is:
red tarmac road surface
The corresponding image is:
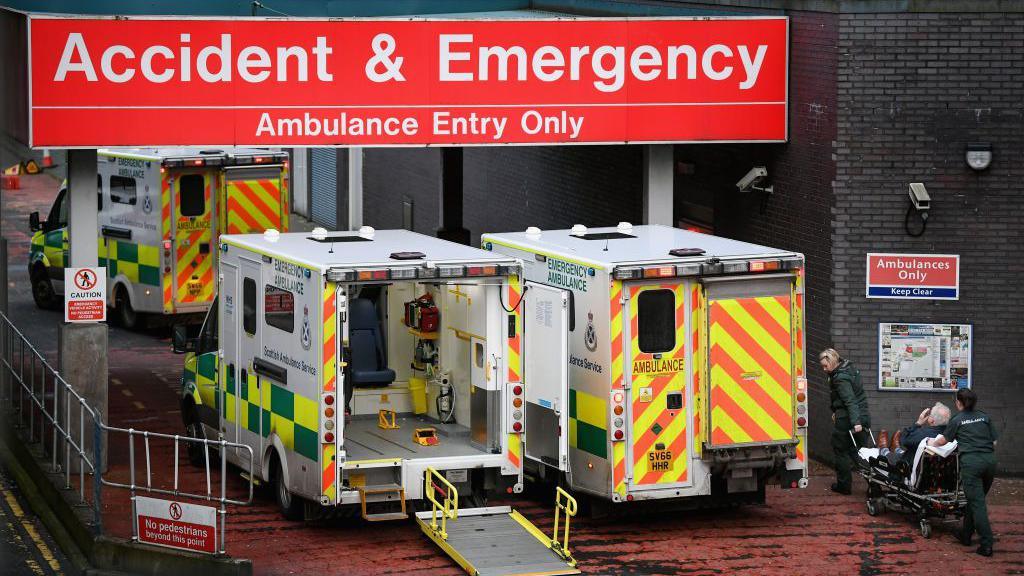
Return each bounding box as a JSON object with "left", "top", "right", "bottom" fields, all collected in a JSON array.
[{"left": 4, "top": 173, "right": 1023, "bottom": 575}]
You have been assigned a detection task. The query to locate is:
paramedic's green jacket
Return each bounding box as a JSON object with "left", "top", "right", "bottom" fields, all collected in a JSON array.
[{"left": 828, "top": 360, "right": 870, "bottom": 428}]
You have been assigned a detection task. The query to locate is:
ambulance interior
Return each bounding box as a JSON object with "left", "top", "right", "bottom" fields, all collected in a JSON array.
[{"left": 340, "top": 278, "right": 503, "bottom": 462}]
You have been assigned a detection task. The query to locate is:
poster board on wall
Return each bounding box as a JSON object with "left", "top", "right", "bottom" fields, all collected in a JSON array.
[{"left": 878, "top": 323, "right": 972, "bottom": 391}]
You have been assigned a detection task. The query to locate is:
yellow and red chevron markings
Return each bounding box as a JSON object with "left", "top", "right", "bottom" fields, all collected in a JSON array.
[
  {"left": 628, "top": 283, "right": 687, "bottom": 486},
  {"left": 610, "top": 281, "right": 627, "bottom": 496},
  {"left": 175, "top": 176, "right": 214, "bottom": 305},
  {"left": 321, "top": 282, "right": 337, "bottom": 502},
  {"left": 226, "top": 178, "right": 284, "bottom": 234},
  {"left": 161, "top": 175, "right": 173, "bottom": 312},
  {"left": 709, "top": 295, "right": 794, "bottom": 446},
  {"left": 691, "top": 284, "right": 705, "bottom": 455},
  {"left": 506, "top": 275, "right": 522, "bottom": 470}
]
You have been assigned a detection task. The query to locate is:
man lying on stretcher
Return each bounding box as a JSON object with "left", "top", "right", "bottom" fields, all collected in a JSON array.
[{"left": 879, "top": 402, "right": 951, "bottom": 475}]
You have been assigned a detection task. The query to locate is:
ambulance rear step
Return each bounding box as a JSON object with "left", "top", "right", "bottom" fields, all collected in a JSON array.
[
  {"left": 357, "top": 483, "right": 408, "bottom": 522},
  {"left": 417, "top": 468, "right": 580, "bottom": 576}
]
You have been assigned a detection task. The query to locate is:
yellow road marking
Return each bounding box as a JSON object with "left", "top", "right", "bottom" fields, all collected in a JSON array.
[
  {"left": 2, "top": 486, "right": 62, "bottom": 574},
  {"left": 133, "top": 401, "right": 146, "bottom": 410},
  {"left": 110, "top": 378, "right": 123, "bottom": 386},
  {"left": 120, "top": 388, "right": 133, "bottom": 397}
]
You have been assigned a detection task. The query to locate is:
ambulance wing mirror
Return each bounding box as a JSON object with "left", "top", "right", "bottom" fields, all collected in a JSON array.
[
  {"left": 29, "top": 212, "right": 41, "bottom": 232},
  {"left": 171, "top": 324, "right": 196, "bottom": 354}
]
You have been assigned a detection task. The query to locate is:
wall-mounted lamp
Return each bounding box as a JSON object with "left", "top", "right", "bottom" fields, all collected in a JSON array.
[{"left": 965, "top": 143, "right": 992, "bottom": 171}]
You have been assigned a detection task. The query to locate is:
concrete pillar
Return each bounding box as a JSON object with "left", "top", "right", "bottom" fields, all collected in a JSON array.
[
  {"left": 59, "top": 323, "right": 108, "bottom": 472},
  {"left": 347, "top": 147, "right": 363, "bottom": 230},
  {"left": 67, "top": 149, "right": 99, "bottom": 267},
  {"left": 437, "top": 148, "right": 470, "bottom": 245},
  {"left": 643, "top": 145, "right": 674, "bottom": 227},
  {"left": 61, "top": 149, "right": 107, "bottom": 472}
]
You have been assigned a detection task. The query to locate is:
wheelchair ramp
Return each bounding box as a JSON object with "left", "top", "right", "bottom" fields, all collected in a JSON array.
[{"left": 415, "top": 506, "right": 581, "bottom": 576}]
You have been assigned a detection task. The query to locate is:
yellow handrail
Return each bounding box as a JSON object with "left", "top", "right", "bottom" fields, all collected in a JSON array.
[
  {"left": 551, "top": 487, "right": 578, "bottom": 566},
  {"left": 423, "top": 467, "right": 459, "bottom": 540}
]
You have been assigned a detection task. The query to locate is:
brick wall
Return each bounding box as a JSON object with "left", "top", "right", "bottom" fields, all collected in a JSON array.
[
  {"left": 834, "top": 12, "right": 1024, "bottom": 473},
  {"left": 362, "top": 145, "right": 643, "bottom": 245},
  {"left": 673, "top": 10, "right": 839, "bottom": 460}
]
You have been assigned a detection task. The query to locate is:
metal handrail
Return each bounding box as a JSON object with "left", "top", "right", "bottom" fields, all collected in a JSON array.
[
  {"left": 423, "top": 467, "right": 458, "bottom": 540},
  {"left": 551, "top": 486, "right": 578, "bottom": 566},
  {"left": 0, "top": 312, "right": 253, "bottom": 555}
]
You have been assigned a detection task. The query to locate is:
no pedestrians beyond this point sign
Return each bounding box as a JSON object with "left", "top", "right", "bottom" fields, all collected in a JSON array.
[
  {"left": 866, "top": 254, "right": 959, "bottom": 300},
  {"left": 64, "top": 267, "right": 106, "bottom": 322},
  {"left": 135, "top": 495, "right": 218, "bottom": 554}
]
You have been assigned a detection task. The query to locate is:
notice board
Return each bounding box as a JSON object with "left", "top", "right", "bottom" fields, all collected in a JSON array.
[{"left": 878, "top": 323, "right": 972, "bottom": 391}]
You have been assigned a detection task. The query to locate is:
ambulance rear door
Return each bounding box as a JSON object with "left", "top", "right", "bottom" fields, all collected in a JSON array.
[
  {"left": 704, "top": 274, "right": 796, "bottom": 449},
  {"left": 623, "top": 279, "right": 693, "bottom": 491},
  {"left": 523, "top": 282, "right": 569, "bottom": 471},
  {"left": 171, "top": 168, "right": 217, "bottom": 309},
  {"left": 221, "top": 167, "right": 287, "bottom": 235}
]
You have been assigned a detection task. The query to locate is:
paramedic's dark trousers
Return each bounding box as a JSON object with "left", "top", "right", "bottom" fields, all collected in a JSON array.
[
  {"left": 831, "top": 419, "right": 869, "bottom": 491},
  {"left": 961, "top": 452, "right": 997, "bottom": 548}
]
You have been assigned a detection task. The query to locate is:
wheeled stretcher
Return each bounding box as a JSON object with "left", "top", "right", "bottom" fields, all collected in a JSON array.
[{"left": 852, "top": 429, "right": 967, "bottom": 538}]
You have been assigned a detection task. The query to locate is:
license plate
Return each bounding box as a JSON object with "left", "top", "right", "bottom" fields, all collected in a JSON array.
[
  {"left": 445, "top": 469, "right": 468, "bottom": 483},
  {"left": 647, "top": 449, "right": 674, "bottom": 471},
  {"left": 187, "top": 281, "right": 202, "bottom": 296}
]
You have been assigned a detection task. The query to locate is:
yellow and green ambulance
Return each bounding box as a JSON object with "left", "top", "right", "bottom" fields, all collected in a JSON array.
[{"left": 29, "top": 148, "right": 289, "bottom": 327}]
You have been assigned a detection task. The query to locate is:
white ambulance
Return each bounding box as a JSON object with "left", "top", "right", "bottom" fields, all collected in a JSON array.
[
  {"left": 179, "top": 227, "right": 537, "bottom": 513},
  {"left": 29, "top": 148, "right": 289, "bottom": 327},
  {"left": 482, "top": 224, "right": 809, "bottom": 506}
]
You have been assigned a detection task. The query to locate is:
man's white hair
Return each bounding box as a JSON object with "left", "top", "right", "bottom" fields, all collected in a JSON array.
[{"left": 931, "top": 402, "right": 951, "bottom": 426}]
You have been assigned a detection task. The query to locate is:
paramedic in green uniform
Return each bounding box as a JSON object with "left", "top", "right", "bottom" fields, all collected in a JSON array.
[
  {"left": 820, "top": 348, "right": 871, "bottom": 495},
  {"left": 929, "top": 388, "right": 999, "bottom": 557}
]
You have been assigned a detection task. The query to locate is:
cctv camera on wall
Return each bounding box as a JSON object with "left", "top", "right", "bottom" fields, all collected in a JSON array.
[
  {"left": 737, "top": 166, "right": 770, "bottom": 194},
  {"left": 909, "top": 182, "right": 930, "bottom": 211}
]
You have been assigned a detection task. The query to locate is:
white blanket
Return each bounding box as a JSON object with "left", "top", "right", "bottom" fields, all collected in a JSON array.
[{"left": 908, "top": 438, "right": 958, "bottom": 488}]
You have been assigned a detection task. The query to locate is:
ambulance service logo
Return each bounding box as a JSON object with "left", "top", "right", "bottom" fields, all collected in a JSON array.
[
  {"left": 142, "top": 194, "right": 153, "bottom": 214},
  {"left": 584, "top": 311, "right": 598, "bottom": 352},
  {"left": 300, "top": 306, "right": 312, "bottom": 350}
]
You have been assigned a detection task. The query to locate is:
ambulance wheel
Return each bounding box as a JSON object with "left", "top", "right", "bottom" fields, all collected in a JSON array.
[
  {"left": 114, "top": 286, "right": 138, "bottom": 329},
  {"left": 185, "top": 417, "right": 209, "bottom": 467},
  {"left": 272, "top": 454, "right": 303, "bottom": 521},
  {"left": 31, "top": 267, "right": 58, "bottom": 310}
]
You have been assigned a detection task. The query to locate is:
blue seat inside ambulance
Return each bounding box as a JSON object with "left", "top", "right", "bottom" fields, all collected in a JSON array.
[{"left": 348, "top": 298, "right": 396, "bottom": 387}]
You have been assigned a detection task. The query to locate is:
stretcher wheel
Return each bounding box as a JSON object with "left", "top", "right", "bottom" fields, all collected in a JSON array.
[
  {"left": 919, "top": 519, "right": 932, "bottom": 539},
  {"left": 866, "top": 499, "right": 878, "bottom": 516}
]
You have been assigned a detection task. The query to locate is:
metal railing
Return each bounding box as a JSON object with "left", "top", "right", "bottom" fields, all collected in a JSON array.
[
  {"left": 423, "top": 467, "right": 458, "bottom": 541},
  {"left": 551, "top": 486, "right": 578, "bottom": 567},
  {"left": 0, "top": 312, "right": 254, "bottom": 555}
]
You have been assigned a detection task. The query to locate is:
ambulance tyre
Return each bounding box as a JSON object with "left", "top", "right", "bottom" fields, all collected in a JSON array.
[
  {"left": 185, "top": 416, "right": 209, "bottom": 467},
  {"left": 272, "top": 454, "right": 303, "bottom": 521},
  {"left": 31, "top": 266, "right": 57, "bottom": 310},
  {"left": 114, "top": 286, "right": 139, "bottom": 329}
]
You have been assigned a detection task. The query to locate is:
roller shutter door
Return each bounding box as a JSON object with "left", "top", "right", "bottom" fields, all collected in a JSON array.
[{"left": 310, "top": 148, "right": 336, "bottom": 228}]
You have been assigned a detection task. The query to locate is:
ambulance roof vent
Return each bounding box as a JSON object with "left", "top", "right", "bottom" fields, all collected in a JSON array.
[
  {"left": 525, "top": 226, "right": 542, "bottom": 237},
  {"left": 669, "top": 247, "right": 706, "bottom": 257},
  {"left": 264, "top": 228, "right": 280, "bottom": 243},
  {"left": 617, "top": 222, "right": 633, "bottom": 233},
  {"left": 200, "top": 149, "right": 223, "bottom": 155},
  {"left": 358, "top": 226, "right": 376, "bottom": 239},
  {"left": 311, "top": 227, "right": 328, "bottom": 240},
  {"left": 570, "top": 224, "right": 588, "bottom": 236}
]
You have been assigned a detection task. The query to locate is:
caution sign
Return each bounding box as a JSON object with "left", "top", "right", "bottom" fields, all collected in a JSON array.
[
  {"left": 64, "top": 267, "right": 106, "bottom": 323},
  {"left": 135, "top": 496, "right": 217, "bottom": 554},
  {"left": 632, "top": 358, "right": 685, "bottom": 376}
]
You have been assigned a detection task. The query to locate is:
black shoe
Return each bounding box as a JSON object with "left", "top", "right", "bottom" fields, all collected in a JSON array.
[
  {"left": 976, "top": 546, "right": 993, "bottom": 557},
  {"left": 957, "top": 530, "right": 973, "bottom": 546},
  {"left": 830, "top": 483, "right": 852, "bottom": 495}
]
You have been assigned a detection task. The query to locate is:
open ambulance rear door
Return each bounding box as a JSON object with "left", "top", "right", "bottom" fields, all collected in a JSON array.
[
  {"left": 171, "top": 168, "right": 217, "bottom": 310},
  {"left": 523, "top": 282, "right": 570, "bottom": 471},
  {"left": 221, "top": 159, "right": 288, "bottom": 235}
]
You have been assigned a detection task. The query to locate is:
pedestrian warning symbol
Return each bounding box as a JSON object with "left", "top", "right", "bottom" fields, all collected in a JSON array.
[{"left": 65, "top": 266, "right": 106, "bottom": 323}]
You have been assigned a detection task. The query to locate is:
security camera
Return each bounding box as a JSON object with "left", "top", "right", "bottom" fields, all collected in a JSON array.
[
  {"left": 736, "top": 167, "right": 769, "bottom": 193},
  {"left": 909, "top": 183, "right": 930, "bottom": 211}
]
